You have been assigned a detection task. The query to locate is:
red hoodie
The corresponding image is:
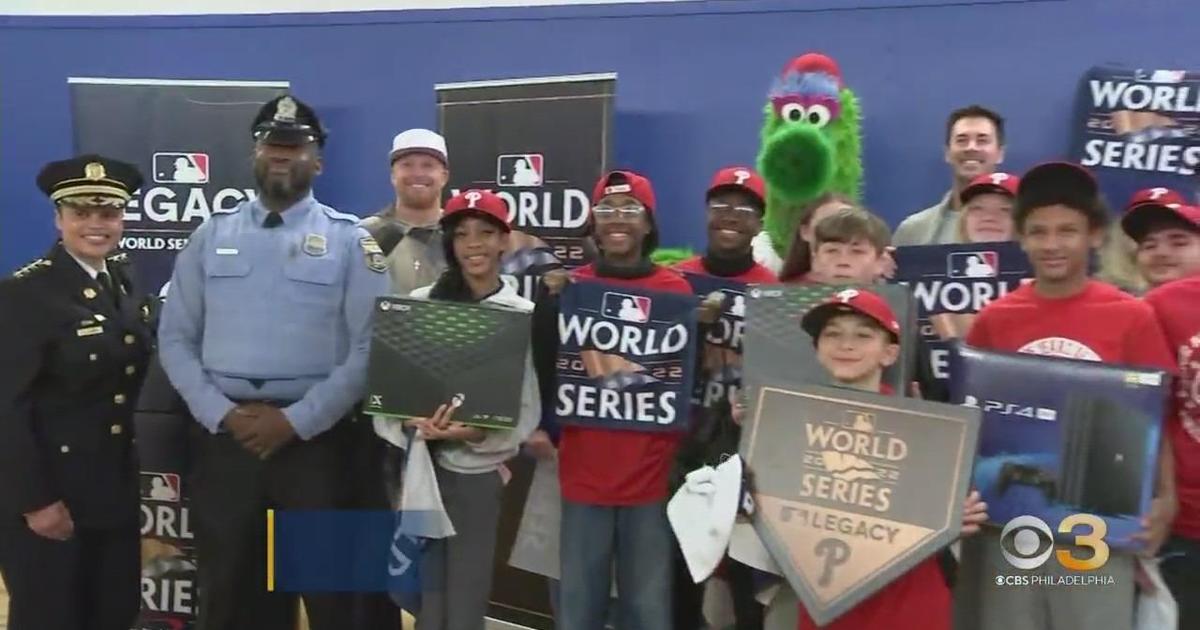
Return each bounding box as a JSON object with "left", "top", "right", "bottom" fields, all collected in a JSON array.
[{"left": 557, "top": 263, "right": 695, "bottom": 505}]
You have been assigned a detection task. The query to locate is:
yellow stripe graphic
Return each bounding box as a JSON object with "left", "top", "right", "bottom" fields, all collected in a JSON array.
[{"left": 266, "top": 509, "right": 276, "bottom": 591}]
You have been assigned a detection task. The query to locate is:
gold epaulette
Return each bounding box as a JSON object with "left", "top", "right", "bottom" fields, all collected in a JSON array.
[{"left": 12, "top": 258, "right": 52, "bottom": 278}]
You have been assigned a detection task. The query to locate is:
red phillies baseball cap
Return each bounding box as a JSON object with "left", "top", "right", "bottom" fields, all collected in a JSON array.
[
  {"left": 960, "top": 172, "right": 1020, "bottom": 205},
  {"left": 707, "top": 166, "right": 766, "bottom": 208},
  {"left": 1122, "top": 201, "right": 1200, "bottom": 242},
  {"left": 592, "top": 170, "right": 656, "bottom": 215},
  {"left": 1126, "top": 187, "right": 1186, "bottom": 211},
  {"left": 801, "top": 288, "right": 901, "bottom": 343},
  {"left": 442, "top": 189, "right": 511, "bottom": 232}
]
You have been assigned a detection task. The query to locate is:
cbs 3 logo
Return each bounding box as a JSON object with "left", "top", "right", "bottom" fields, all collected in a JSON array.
[{"left": 1000, "top": 514, "right": 1109, "bottom": 571}]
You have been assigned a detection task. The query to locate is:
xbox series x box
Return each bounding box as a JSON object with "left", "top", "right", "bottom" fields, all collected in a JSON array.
[
  {"left": 950, "top": 344, "right": 1169, "bottom": 549},
  {"left": 365, "top": 296, "right": 531, "bottom": 429},
  {"left": 742, "top": 284, "right": 918, "bottom": 401}
]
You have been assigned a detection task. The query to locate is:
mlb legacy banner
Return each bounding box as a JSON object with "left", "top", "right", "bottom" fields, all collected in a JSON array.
[
  {"left": 1070, "top": 65, "right": 1200, "bottom": 206},
  {"left": 555, "top": 281, "right": 699, "bottom": 432},
  {"left": 741, "top": 384, "right": 978, "bottom": 626},
  {"left": 951, "top": 345, "right": 1169, "bottom": 550},
  {"left": 71, "top": 77, "right": 287, "bottom": 630},
  {"left": 436, "top": 74, "right": 616, "bottom": 275},
  {"left": 70, "top": 77, "right": 289, "bottom": 294},
  {"left": 365, "top": 296, "right": 531, "bottom": 429},
  {"left": 891, "top": 242, "right": 1031, "bottom": 384}
]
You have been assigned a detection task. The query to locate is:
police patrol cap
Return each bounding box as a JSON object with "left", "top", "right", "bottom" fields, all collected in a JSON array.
[
  {"left": 960, "top": 172, "right": 1020, "bottom": 205},
  {"left": 1015, "top": 162, "right": 1106, "bottom": 228},
  {"left": 37, "top": 154, "right": 143, "bottom": 208},
  {"left": 442, "top": 189, "right": 512, "bottom": 232},
  {"left": 706, "top": 166, "right": 766, "bottom": 210},
  {"left": 251, "top": 95, "right": 326, "bottom": 147},
  {"left": 800, "top": 288, "right": 901, "bottom": 344}
]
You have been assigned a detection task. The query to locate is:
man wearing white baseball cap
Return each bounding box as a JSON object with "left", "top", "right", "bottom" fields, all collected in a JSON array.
[{"left": 361, "top": 128, "right": 452, "bottom": 294}]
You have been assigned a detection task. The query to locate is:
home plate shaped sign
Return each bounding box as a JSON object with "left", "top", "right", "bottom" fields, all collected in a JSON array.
[{"left": 741, "top": 384, "right": 979, "bottom": 625}]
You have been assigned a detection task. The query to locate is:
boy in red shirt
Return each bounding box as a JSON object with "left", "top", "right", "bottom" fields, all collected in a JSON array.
[
  {"left": 957, "top": 162, "right": 1177, "bottom": 630},
  {"left": 1120, "top": 187, "right": 1200, "bottom": 288},
  {"left": 673, "top": 167, "right": 775, "bottom": 630},
  {"left": 532, "top": 170, "right": 696, "bottom": 630},
  {"left": 1143, "top": 274, "right": 1200, "bottom": 630}
]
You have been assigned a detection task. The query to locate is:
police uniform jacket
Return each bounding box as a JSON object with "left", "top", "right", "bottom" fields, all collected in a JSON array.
[{"left": 0, "top": 244, "right": 153, "bottom": 528}]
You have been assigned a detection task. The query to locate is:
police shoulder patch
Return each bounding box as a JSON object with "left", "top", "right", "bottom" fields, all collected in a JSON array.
[
  {"left": 360, "top": 236, "right": 387, "bottom": 273},
  {"left": 13, "top": 258, "right": 52, "bottom": 278}
]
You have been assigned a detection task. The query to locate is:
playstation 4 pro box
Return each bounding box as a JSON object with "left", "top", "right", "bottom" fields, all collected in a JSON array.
[{"left": 950, "top": 344, "right": 1169, "bottom": 549}]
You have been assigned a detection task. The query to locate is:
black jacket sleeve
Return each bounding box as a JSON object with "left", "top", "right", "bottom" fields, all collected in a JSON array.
[
  {"left": 530, "top": 285, "right": 562, "bottom": 443},
  {"left": 0, "top": 281, "right": 58, "bottom": 514}
]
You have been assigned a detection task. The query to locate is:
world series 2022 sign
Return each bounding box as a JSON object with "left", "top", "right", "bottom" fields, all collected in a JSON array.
[{"left": 741, "top": 384, "right": 979, "bottom": 625}]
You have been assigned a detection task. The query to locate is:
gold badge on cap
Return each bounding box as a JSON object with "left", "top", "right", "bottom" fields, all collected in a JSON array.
[
  {"left": 303, "top": 233, "right": 328, "bottom": 257},
  {"left": 275, "top": 96, "right": 298, "bottom": 123},
  {"left": 84, "top": 162, "right": 107, "bottom": 181}
]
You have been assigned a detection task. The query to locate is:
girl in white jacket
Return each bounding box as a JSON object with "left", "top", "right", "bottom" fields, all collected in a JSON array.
[{"left": 404, "top": 189, "right": 540, "bottom": 630}]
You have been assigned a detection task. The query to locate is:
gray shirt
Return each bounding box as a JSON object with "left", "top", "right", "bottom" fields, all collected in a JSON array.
[
  {"left": 892, "top": 191, "right": 965, "bottom": 247},
  {"left": 360, "top": 206, "right": 447, "bottom": 295}
]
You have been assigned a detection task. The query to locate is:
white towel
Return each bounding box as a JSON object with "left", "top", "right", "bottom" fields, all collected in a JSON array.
[{"left": 668, "top": 455, "right": 744, "bottom": 583}]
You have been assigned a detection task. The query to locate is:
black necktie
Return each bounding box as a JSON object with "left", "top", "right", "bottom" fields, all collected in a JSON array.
[
  {"left": 96, "top": 271, "right": 119, "bottom": 307},
  {"left": 263, "top": 212, "right": 283, "bottom": 228}
]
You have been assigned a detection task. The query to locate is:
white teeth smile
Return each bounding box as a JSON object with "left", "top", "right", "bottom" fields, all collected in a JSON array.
[
  {"left": 83, "top": 235, "right": 108, "bottom": 243},
  {"left": 718, "top": 229, "right": 739, "bottom": 236}
]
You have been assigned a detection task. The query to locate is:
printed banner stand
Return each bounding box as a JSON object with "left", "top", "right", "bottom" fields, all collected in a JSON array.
[
  {"left": 950, "top": 344, "right": 1169, "bottom": 549},
  {"left": 436, "top": 74, "right": 616, "bottom": 293},
  {"left": 741, "top": 383, "right": 978, "bottom": 626},
  {"left": 1070, "top": 65, "right": 1200, "bottom": 208},
  {"left": 71, "top": 77, "right": 288, "bottom": 630}
]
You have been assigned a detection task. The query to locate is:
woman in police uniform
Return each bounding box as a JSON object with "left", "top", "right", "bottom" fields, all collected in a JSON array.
[{"left": 0, "top": 155, "right": 154, "bottom": 630}]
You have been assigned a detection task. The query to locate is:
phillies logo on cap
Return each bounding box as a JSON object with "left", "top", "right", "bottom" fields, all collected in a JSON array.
[
  {"left": 990, "top": 173, "right": 1009, "bottom": 185},
  {"left": 734, "top": 169, "right": 752, "bottom": 185},
  {"left": 836, "top": 288, "right": 859, "bottom": 302},
  {"left": 1148, "top": 187, "right": 1170, "bottom": 200},
  {"left": 465, "top": 191, "right": 483, "bottom": 208}
]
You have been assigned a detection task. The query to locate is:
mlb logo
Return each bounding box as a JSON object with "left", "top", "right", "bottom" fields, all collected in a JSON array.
[
  {"left": 947, "top": 251, "right": 998, "bottom": 279},
  {"left": 845, "top": 410, "right": 877, "bottom": 432},
  {"left": 601, "top": 291, "right": 651, "bottom": 323},
  {"left": 153, "top": 152, "right": 209, "bottom": 184},
  {"left": 496, "top": 154, "right": 544, "bottom": 187},
  {"left": 140, "top": 472, "right": 181, "bottom": 502}
]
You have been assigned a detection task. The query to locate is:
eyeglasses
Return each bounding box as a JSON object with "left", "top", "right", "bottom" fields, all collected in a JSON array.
[
  {"left": 707, "top": 202, "right": 759, "bottom": 217},
  {"left": 593, "top": 204, "right": 646, "bottom": 218}
]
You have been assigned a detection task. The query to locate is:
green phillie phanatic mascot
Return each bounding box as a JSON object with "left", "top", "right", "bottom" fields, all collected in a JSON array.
[
  {"left": 751, "top": 52, "right": 863, "bottom": 272},
  {"left": 650, "top": 52, "right": 863, "bottom": 270}
]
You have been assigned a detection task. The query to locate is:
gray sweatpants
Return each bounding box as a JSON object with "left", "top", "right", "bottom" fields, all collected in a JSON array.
[
  {"left": 417, "top": 466, "right": 504, "bottom": 630},
  {"left": 953, "top": 532, "right": 1135, "bottom": 630}
]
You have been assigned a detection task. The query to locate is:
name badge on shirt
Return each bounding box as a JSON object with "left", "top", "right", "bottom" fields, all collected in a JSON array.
[
  {"left": 76, "top": 325, "right": 104, "bottom": 337},
  {"left": 216, "top": 248, "right": 239, "bottom": 256},
  {"left": 303, "top": 233, "right": 328, "bottom": 257}
]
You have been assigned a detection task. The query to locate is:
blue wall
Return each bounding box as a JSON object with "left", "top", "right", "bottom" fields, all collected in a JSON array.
[{"left": 2, "top": 0, "right": 1198, "bottom": 273}]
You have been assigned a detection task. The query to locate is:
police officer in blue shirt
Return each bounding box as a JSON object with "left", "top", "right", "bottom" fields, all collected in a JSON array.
[{"left": 158, "top": 94, "right": 390, "bottom": 630}]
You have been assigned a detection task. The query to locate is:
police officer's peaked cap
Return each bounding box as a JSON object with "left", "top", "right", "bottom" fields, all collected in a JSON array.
[
  {"left": 37, "top": 154, "right": 143, "bottom": 208},
  {"left": 251, "top": 94, "right": 327, "bottom": 147}
]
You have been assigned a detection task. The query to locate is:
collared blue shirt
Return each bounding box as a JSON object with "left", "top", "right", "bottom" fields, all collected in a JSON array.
[{"left": 158, "top": 194, "right": 390, "bottom": 439}]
